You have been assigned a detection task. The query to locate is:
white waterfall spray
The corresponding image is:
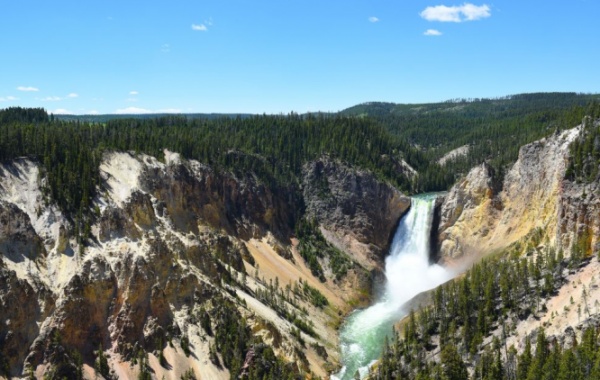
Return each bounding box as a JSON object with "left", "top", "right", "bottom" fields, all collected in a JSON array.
[{"left": 333, "top": 194, "right": 453, "bottom": 380}]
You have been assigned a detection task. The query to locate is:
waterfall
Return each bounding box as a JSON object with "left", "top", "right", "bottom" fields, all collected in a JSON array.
[{"left": 333, "top": 194, "right": 453, "bottom": 380}]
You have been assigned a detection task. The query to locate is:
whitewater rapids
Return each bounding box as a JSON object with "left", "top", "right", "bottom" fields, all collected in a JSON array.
[{"left": 333, "top": 195, "right": 453, "bottom": 380}]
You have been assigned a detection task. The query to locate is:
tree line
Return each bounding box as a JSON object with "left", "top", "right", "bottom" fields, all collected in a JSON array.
[{"left": 343, "top": 92, "right": 600, "bottom": 184}]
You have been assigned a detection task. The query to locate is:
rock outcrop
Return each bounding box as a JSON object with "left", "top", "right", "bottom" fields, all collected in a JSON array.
[
  {"left": 302, "top": 158, "right": 411, "bottom": 268},
  {"left": 0, "top": 264, "right": 45, "bottom": 375},
  {"left": 0, "top": 151, "right": 407, "bottom": 379},
  {"left": 438, "top": 126, "right": 600, "bottom": 262}
]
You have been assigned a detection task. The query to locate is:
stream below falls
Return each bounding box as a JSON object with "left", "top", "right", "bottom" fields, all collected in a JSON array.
[{"left": 333, "top": 194, "right": 454, "bottom": 379}]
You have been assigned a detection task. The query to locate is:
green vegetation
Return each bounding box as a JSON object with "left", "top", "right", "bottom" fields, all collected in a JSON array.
[
  {"left": 252, "top": 274, "right": 323, "bottom": 343},
  {"left": 180, "top": 368, "right": 197, "bottom": 380},
  {"left": 566, "top": 101, "right": 600, "bottom": 182},
  {"left": 42, "top": 330, "right": 85, "bottom": 380},
  {"left": 95, "top": 344, "right": 110, "bottom": 378},
  {"left": 296, "top": 218, "right": 352, "bottom": 281},
  {"left": 137, "top": 350, "right": 151, "bottom": 380},
  {"left": 0, "top": 106, "right": 440, "bottom": 245},
  {"left": 2, "top": 94, "right": 597, "bottom": 227},
  {"left": 2, "top": 94, "right": 596, "bottom": 242},
  {"left": 212, "top": 300, "right": 252, "bottom": 376},
  {"left": 3, "top": 95, "right": 600, "bottom": 380},
  {"left": 211, "top": 298, "right": 300, "bottom": 379},
  {"left": 343, "top": 93, "right": 600, "bottom": 185},
  {"left": 180, "top": 335, "right": 191, "bottom": 357},
  {"left": 302, "top": 281, "right": 329, "bottom": 308},
  {"left": 372, "top": 245, "right": 600, "bottom": 380}
]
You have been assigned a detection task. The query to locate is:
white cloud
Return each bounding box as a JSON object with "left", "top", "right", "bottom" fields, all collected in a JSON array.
[
  {"left": 420, "top": 3, "right": 491, "bottom": 22},
  {"left": 41, "top": 96, "right": 62, "bottom": 101},
  {"left": 126, "top": 98, "right": 138, "bottom": 102},
  {"left": 424, "top": 29, "right": 443, "bottom": 36},
  {"left": 192, "top": 23, "right": 208, "bottom": 31},
  {"left": 88, "top": 110, "right": 99, "bottom": 115},
  {"left": 0, "top": 96, "right": 18, "bottom": 102},
  {"left": 368, "top": 16, "right": 379, "bottom": 23},
  {"left": 67, "top": 93, "right": 79, "bottom": 98},
  {"left": 17, "top": 86, "right": 39, "bottom": 92},
  {"left": 52, "top": 109, "right": 72, "bottom": 114},
  {"left": 129, "top": 91, "right": 139, "bottom": 95}
]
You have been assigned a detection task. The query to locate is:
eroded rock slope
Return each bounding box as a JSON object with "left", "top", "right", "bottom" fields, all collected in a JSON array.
[
  {"left": 0, "top": 151, "right": 407, "bottom": 379},
  {"left": 438, "top": 126, "right": 600, "bottom": 262}
]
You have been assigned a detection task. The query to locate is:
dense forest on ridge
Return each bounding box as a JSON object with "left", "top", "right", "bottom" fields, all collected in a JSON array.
[
  {"left": 342, "top": 92, "right": 600, "bottom": 181},
  {"left": 0, "top": 93, "right": 598, "bottom": 246},
  {"left": 0, "top": 107, "right": 439, "bottom": 228}
]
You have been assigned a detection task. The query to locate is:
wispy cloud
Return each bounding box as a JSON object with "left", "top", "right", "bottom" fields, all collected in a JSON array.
[
  {"left": 126, "top": 98, "right": 138, "bottom": 102},
  {"left": 88, "top": 110, "right": 99, "bottom": 115},
  {"left": 368, "top": 16, "right": 379, "bottom": 23},
  {"left": 424, "top": 29, "right": 443, "bottom": 36},
  {"left": 52, "top": 108, "right": 72, "bottom": 115},
  {"left": 161, "top": 44, "right": 170, "bottom": 53},
  {"left": 0, "top": 96, "right": 18, "bottom": 102},
  {"left": 129, "top": 91, "right": 139, "bottom": 95},
  {"left": 192, "top": 23, "right": 208, "bottom": 31},
  {"left": 17, "top": 86, "right": 39, "bottom": 92},
  {"left": 67, "top": 93, "right": 79, "bottom": 98},
  {"left": 420, "top": 3, "right": 491, "bottom": 22}
]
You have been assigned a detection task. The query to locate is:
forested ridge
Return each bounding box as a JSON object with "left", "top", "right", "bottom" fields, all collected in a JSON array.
[
  {"left": 566, "top": 102, "right": 600, "bottom": 182},
  {"left": 0, "top": 94, "right": 597, "bottom": 253},
  {"left": 0, "top": 107, "right": 445, "bottom": 234},
  {"left": 343, "top": 92, "right": 600, "bottom": 182}
]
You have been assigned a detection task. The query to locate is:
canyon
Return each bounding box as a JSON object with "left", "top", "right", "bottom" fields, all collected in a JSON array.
[{"left": 1, "top": 118, "right": 599, "bottom": 379}]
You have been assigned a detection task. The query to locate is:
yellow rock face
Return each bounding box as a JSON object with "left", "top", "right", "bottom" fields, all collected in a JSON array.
[{"left": 439, "top": 127, "right": 584, "bottom": 262}]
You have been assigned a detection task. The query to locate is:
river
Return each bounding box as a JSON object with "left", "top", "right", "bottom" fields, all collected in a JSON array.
[{"left": 332, "top": 194, "right": 453, "bottom": 379}]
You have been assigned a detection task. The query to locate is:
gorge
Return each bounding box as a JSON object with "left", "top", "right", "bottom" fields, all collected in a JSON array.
[
  {"left": 334, "top": 195, "right": 453, "bottom": 380},
  {"left": 1, "top": 97, "right": 600, "bottom": 379}
]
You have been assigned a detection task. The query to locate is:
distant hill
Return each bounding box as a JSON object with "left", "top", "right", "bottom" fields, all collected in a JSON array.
[
  {"left": 54, "top": 112, "right": 254, "bottom": 123},
  {"left": 340, "top": 93, "right": 599, "bottom": 120},
  {"left": 341, "top": 92, "right": 600, "bottom": 179}
]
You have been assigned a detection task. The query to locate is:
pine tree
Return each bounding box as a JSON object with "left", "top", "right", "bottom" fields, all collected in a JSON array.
[
  {"left": 95, "top": 344, "right": 110, "bottom": 379},
  {"left": 527, "top": 328, "right": 548, "bottom": 380},
  {"left": 518, "top": 337, "right": 532, "bottom": 380},
  {"left": 441, "top": 344, "right": 468, "bottom": 380},
  {"left": 557, "top": 348, "right": 581, "bottom": 380}
]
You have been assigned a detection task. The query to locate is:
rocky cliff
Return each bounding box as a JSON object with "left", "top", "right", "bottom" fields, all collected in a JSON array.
[
  {"left": 438, "top": 125, "right": 599, "bottom": 262},
  {"left": 0, "top": 151, "right": 407, "bottom": 379},
  {"left": 302, "top": 158, "right": 411, "bottom": 269}
]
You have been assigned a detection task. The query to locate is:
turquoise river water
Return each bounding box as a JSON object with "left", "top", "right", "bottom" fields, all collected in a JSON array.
[{"left": 332, "top": 195, "right": 453, "bottom": 379}]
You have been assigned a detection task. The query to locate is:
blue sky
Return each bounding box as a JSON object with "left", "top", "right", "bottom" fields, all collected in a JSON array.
[{"left": 0, "top": 1, "right": 598, "bottom": 115}]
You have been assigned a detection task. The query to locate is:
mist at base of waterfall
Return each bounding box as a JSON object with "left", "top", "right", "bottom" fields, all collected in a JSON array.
[{"left": 333, "top": 195, "right": 453, "bottom": 380}]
